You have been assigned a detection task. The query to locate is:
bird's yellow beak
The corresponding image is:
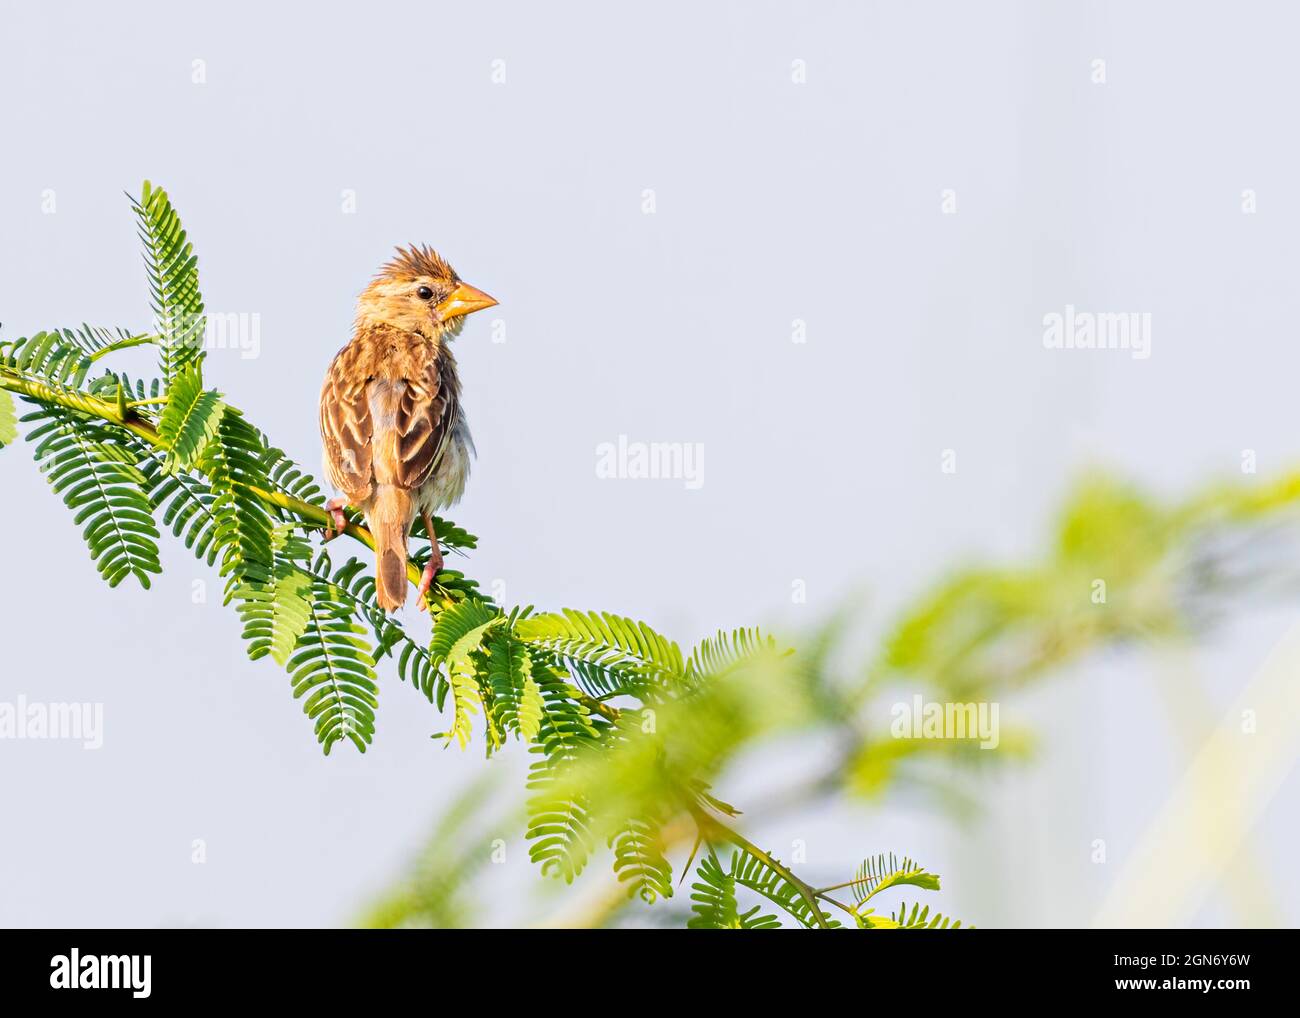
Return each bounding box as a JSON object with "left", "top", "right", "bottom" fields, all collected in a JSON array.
[{"left": 433, "top": 282, "right": 498, "bottom": 322}]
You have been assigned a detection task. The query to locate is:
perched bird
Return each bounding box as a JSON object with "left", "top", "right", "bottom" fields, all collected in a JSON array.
[{"left": 319, "top": 245, "right": 497, "bottom": 611}]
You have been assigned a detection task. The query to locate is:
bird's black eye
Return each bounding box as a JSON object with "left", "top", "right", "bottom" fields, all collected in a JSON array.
[{"left": 416, "top": 285, "right": 434, "bottom": 301}]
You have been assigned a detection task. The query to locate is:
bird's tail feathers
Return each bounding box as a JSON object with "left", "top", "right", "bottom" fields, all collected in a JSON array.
[{"left": 368, "top": 485, "right": 413, "bottom": 612}]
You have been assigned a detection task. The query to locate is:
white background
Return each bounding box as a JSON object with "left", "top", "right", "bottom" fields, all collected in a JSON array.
[{"left": 1, "top": 0, "right": 1297, "bottom": 926}]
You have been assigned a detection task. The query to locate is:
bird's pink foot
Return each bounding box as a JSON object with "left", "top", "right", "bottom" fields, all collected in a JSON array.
[
  {"left": 323, "top": 497, "right": 348, "bottom": 541},
  {"left": 415, "top": 555, "right": 443, "bottom": 612},
  {"left": 416, "top": 511, "right": 443, "bottom": 612}
]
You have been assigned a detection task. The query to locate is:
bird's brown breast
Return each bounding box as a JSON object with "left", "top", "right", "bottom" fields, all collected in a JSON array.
[{"left": 319, "top": 324, "right": 462, "bottom": 506}]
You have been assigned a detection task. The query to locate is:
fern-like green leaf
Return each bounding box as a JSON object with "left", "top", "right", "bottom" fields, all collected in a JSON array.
[
  {"left": 688, "top": 852, "right": 739, "bottom": 928},
  {"left": 730, "top": 847, "right": 839, "bottom": 929},
  {"left": 236, "top": 529, "right": 314, "bottom": 665},
  {"left": 686, "top": 627, "right": 784, "bottom": 681},
  {"left": 288, "top": 577, "right": 379, "bottom": 754},
  {"left": 24, "top": 405, "right": 161, "bottom": 588},
  {"left": 62, "top": 324, "right": 146, "bottom": 360},
  {"left": 524, "top": 655, "right": 602, "bottom": 883},
  {"left": 198, "top": 411, "right": 274, "bottom": 593},
  {"left": 130, "top": 180, "right": 205, "bottom": 384},
  {"left": 157, "top": 364, "right": 224, "bottom": 472},
  {"left": 609, "top": 818, "right": 673, "bottom": 904},
  {"left": 0, "top": 330, "right": 94, "bottom": 388},
  {"left": 0, "top": 390, "right": 17, "bottom": 447},
  {"left": 290, "top": 550, "right": 442, "bottom": 711},
  {"left": 514, "top": 609, "right": 685, "bottom": 694},
  {"left": 526, "top": 756, "right": 595, "bottom": 884},
  {"left": 427, "top": 598, "right": 499, "bottom": 740},
  {"left": 142, "top": 457, "right": 223, "bottom": 566},
  {"left": 517, "top": 668, "right": 544, "bottom": 743},
  {"left": 429, "top": 598, "right": 499, "bottom": 671},
  {"left": 397, "top": 628, "right": 438, "bottom": 701},
  {"left": 413, "top": 513, "right": 479, "bottom": 552},
  {"left": 688, "top": 853, "right": 780, "bottom": 929},
  {"left": 434, "top": 616, "right": 496, "bottom": 749},
  {"left": 877, "top": 901, "right": 966, "bottom": 930},
  {"left": 261, "top": 441, "right": 323, "bottom": 511},
  {"left": 850, "top": 853, "right": 941, "bottom": 908},
  {"left": 482, "top": 625, "right": 546, "bottom": 742},
  {"left": 88, "top": 371, "right": 163, "bottom": 405}
]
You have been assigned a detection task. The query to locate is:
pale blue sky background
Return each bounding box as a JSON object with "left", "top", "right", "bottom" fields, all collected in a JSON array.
[{"left": 2, "top": 0, "right": 1298, "bottom": 927}]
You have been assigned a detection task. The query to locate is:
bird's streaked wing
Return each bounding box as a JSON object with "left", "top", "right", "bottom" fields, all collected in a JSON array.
[
  {"left": 393, "top": 344, "right": 457, "bottom": 489},
  {"left": 319, "top": 343, "right": 374, "bottom": 502}
]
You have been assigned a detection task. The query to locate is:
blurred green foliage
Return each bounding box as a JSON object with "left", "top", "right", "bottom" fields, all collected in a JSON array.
[{"left": 361, "top": 470, "right": 1300, "bottom": 927}]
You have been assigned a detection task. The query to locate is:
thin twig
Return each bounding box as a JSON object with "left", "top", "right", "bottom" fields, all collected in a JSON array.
[{"left": 86, "top": 333, "right": 156, "bottom": 362}]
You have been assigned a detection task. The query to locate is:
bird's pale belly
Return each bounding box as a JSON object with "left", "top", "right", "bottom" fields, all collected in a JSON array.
[{"left": 418, "top": 416, "right": 473, "bottom": 512}]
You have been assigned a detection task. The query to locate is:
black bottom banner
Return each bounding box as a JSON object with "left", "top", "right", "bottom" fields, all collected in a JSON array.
[{"left": 0, "top": 928, "right": 1289, "bottom": 1006}]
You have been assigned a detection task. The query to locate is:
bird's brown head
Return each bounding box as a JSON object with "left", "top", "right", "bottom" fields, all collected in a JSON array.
[{"left": 355, "top": 244, "right": 497, "bottom": 339}]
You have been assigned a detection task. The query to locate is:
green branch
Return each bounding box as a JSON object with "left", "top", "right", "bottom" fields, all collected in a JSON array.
[{"left": 0, "top": 368, "right": 418, "bottom": 583}]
